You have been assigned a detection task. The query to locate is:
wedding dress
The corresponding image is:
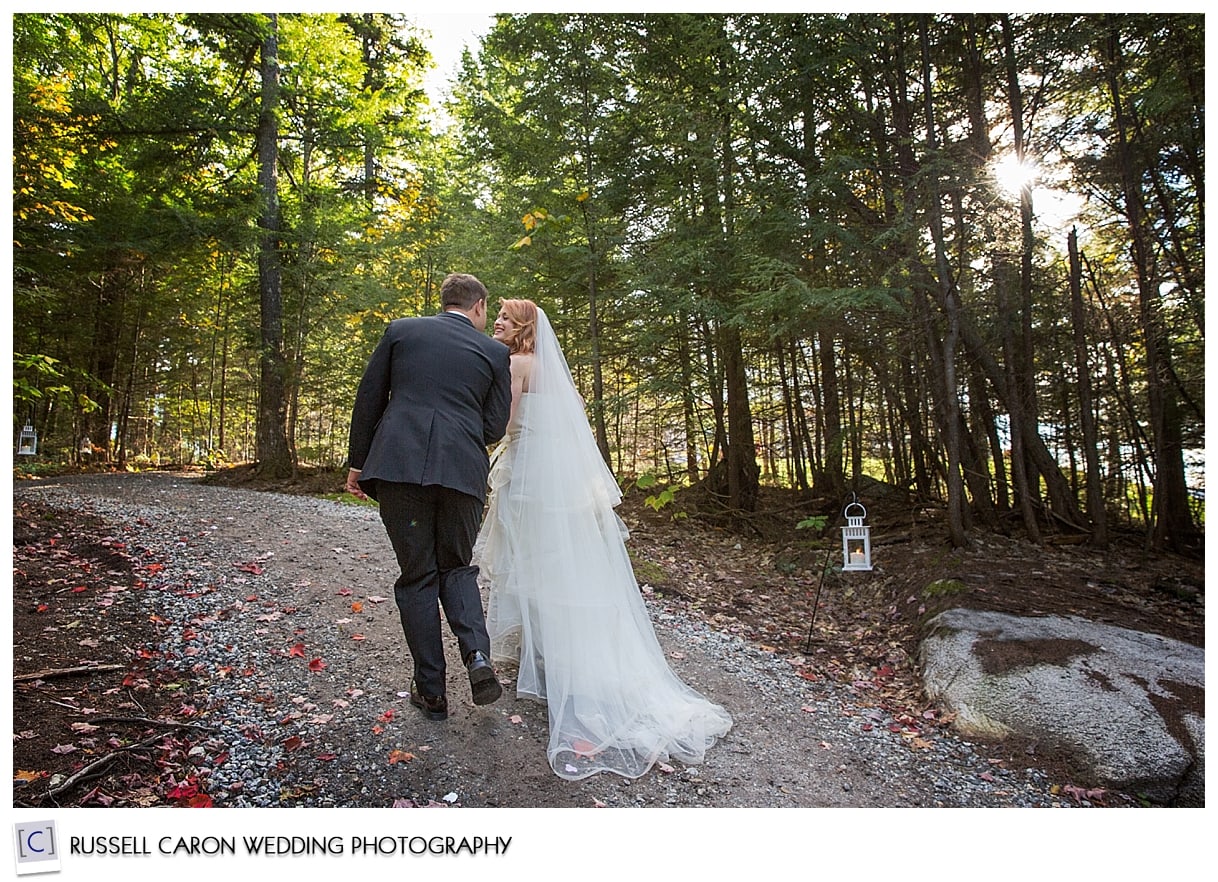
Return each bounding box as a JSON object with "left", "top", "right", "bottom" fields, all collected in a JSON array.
[{"left": 474, "top": 308, "right": 732, "bottom": 780}]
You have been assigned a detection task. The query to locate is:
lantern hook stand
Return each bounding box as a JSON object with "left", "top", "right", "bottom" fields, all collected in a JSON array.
[
  {"left": 803, "top": 538, "right": 836, "bottom": 654},
  {"left": 803, "top": 503, "right": 843, "bottom": 654}
]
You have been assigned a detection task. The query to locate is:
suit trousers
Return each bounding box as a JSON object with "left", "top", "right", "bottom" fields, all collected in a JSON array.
[{"left": 375, "top": 481, "right": 492, "bottom": 696}]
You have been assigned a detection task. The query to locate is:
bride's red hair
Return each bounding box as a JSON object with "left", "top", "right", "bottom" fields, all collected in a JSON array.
[{"left": 498, "top": 299, "right": 538, "bottom": 354}]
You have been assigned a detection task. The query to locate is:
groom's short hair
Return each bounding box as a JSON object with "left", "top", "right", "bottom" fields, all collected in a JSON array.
[{"left": 440, "top": 273, "right": 488, "bottom": 311}]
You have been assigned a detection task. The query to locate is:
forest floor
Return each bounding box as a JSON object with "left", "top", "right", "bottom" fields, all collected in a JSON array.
[{"left": 10, "top": 464, "right": 1205, "bottom": 811}]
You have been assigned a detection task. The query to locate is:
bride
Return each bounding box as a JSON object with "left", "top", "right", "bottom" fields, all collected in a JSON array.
[{"left": 474, "top": 298, "right": 732, "bottom": 780}]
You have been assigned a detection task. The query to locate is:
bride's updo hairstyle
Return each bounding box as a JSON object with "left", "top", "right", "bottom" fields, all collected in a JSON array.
[{"left": 499, "top": 299, "right": 538, "bottom": 354}]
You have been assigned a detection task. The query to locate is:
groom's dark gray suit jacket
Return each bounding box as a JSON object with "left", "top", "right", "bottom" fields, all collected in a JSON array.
[{"left": 348, "top": 311, "right": 512, "bottom": 503}]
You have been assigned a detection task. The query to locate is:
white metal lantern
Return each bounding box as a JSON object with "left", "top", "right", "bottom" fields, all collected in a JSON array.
[
  {"left": 17, "top": 422, "right": 38, "bottom": 456},
  {"left": 841, "top": 499, "right": 872, "bottom": 571}
]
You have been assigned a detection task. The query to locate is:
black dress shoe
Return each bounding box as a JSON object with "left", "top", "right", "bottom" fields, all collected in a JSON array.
[
  {"left": 465, "top": 651, "right": 503, "bottom": 706},
  {"left": 409, "top": 679, "right": 448, "bottom": 721}
]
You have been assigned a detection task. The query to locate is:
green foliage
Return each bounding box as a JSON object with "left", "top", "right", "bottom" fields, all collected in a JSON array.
[
  {"left": 923, "top": 579, "right": 969, "bottom": 598},
  {"left": 8, "top": 11, "right": 1203, "bottom": 550},
  {"left": 317, "top": 491, "right": 379, "bottom": 508},
  {"left": 627, "top": 549, "right": 669, "bottom": 586},
  {"left": 796, "top": 515, "right": 829, "bottom": 532}
]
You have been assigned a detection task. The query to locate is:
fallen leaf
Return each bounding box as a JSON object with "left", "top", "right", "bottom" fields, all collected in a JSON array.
[
  {"left": 14, "top": 770, "right": 47, "bottom": 782},
  {"left": 50, "top": 744, "right": 78, "bottom": 754},
  {"left": 572, "top": 739, "right": 598, "bottom": 758},
  {"left": 351, "top": 633, "right": 366, "bottom": 641},
  {"left": 308, "top": 658, "right": 327, "bottom": 672},
  {"left": 351, "top": 601, "right": 364, "bottom": 613},
  {"left": 388, "top": 750, "right": 415, "bottom": 764},
  {"left": 367, "top": 595, "right": 389, "bottom": 604},
  {"left": 288, "top": 644, "right": 306, "bottom": 658},
  {"left": 337, "top": 588, "right": 353, "bottom": 597},
  {"left": 281, "top": 735, "right": 305, "bottom": 751},
  {"left": 509, "top": 715, "right": 523, "bottom": 724}
]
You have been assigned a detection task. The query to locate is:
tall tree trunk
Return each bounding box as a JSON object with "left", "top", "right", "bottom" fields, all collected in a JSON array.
[
  {"left": 816, "top": 328, "right": 845, "bottom": 499},
  {"left": 255, "top": 13, "right": 292, "bottom": 478},
  {"left": 777, "top": 341, "right": 809, "bottom": 492},
  {"left": 995, "top": 257, "right": 1042, "bottom": 540},
  {"left": 1103, "top": 18, "right": 1195, "bottom": 553},
  {"left": 722, "top": 323, "right": 759, "bottom": 513},
  {"left": 919, "top": 15, "right": 967, "bottom": 548},
  {"left": 1001, "top": 15, "right": 1042, "bottom": 510},
  {"left": 1068, "top": 228, "right": 1108, "bottom": 547}
]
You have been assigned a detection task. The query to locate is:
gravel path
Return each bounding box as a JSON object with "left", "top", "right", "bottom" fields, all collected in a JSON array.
[{"left": 14, "top": 471, "right": 1079, "bottom": 810}]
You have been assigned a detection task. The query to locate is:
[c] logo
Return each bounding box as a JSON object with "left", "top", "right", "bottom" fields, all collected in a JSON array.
[{"left": 12, "top": 820, "right": 61, "bottom": 876}]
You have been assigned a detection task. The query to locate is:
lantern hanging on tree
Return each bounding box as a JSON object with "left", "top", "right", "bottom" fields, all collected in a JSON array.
[
  {"left": 17, "top": 421, "right": 38, "bottom": 456},
  {"left": 841, "top": 497, "right": 872, "bottom": 571}
]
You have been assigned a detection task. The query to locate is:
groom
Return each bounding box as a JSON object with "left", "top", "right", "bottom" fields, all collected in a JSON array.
[{"left": 346, "top": 273, "right": 512, "bottom": 721}]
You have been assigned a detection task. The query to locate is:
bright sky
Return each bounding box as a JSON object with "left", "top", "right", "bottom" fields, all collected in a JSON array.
[{"left": 409, "top": 13, "right": 496, "bottom": 107}]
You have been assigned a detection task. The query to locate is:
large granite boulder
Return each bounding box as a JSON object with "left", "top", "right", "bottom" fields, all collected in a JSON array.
[{"left": 919, "top": 608, "right": 1204, "bottom": 805}]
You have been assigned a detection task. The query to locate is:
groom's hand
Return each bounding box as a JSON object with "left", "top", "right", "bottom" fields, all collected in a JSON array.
[{"left": 345, "top": 468, "right": 368, "bottom": 501}]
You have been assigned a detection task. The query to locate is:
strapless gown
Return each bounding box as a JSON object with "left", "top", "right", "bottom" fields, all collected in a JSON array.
[{"left": 474, "top": 393, "right": 732, "bottom": 780}]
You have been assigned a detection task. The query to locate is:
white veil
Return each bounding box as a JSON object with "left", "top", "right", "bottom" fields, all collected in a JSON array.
[{"left": 477, "top": 307, "right": 732, "bottom": 780}]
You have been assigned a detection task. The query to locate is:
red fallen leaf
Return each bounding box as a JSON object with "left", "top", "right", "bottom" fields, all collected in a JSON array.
[
  {"left": 281, "top": 735, "right": 304, "bottom": 751},
  {"left": 35, "top": 604, "right": 49, "bottom": 613},
  {"left": 573, "top": 739, "right": 598, "bottom": 758},
  {"left": 388, "top": 750, "right": 415, "bottom": 764},
  {"left": 72, "top": 585, "right": 88, "bottom": 593},
  {"left": 184, "top": 794, "right": 213, "bottom": 808},
  {"left": 144, "top": 563, "right": 165, "bottom": 574},
  {"left": 317, "top": 753, "right": 338, "bottom": 761},
  {"left": 351, "top": 601, "right": 364, "bottom": 613},
  {"left": 379, "top": 709, "right": 395, "bottom": 723},
  {"left": 245, "top": 595, "right": 258, "bottom": 602},
  {"left": 288, "top": 644, "right": 306, "bottom": 658},
  {"left": 979, "top": 771, "right": 996, "bottom": 782},
  {"left": 337, "top": 588, "right": 353, "bottom": 597},
  {"left": 351, "top": 633, "right": 366, "bottom": 641},
  {"left": 167, "top": 779, "right": 199, "bottom": 799},
  {"left": 308, "top": 658, "right": 327, "bottom": 672},
  {"left": 236, "top": 562, "right": 264, "bottom": 574},
  {"left": 371, "top": 725, "right": 384, "bottom": 735}
]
